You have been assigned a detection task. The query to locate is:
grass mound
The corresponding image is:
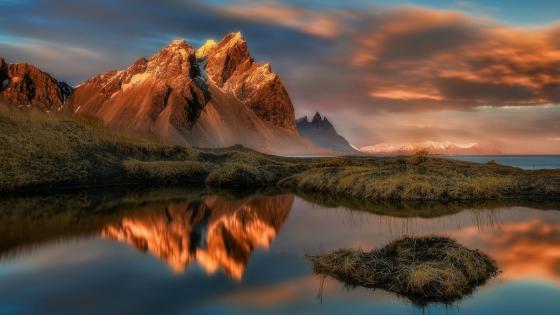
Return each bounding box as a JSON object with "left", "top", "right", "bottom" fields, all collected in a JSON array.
[
  {"left": 307, "top": 236, "right": 498, "bottom": 305},
  {"left": 280, "top": 156, "right": 560, "bottom": 201}
]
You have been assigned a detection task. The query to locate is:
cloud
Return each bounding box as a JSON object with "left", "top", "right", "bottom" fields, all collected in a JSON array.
[
  {"left": 369, "top": 88, "right": 443, "bottom": 101},
  {"left": 345, "top": 7, "right": 560, "bottom": 111},
  {"left": 213, "top": 1, "right": 343, "bottom": 38},
  {"left": 346, "top": 104, "right": 560, "bottom": 153},
  {"left": 1, "top": 0, "right": 559, "bottom": 153}
]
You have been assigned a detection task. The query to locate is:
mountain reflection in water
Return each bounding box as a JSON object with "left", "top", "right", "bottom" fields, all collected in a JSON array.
[
  {"left": 101, "top": 195, "right": 292, "bottom": 278},
  {"left": 1, "top": 188, "right": 560, "bottom": 314}
]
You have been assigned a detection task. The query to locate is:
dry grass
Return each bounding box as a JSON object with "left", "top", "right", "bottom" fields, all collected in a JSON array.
[
  {"left": 0, "top": 108, "right": 199, "bottom": 192},
  {"left": 307, "top": 236, "right": 498, "bottom": 305},
  {"left": 1, "top": 108, "right": 559, "bottom": 201},
  {"left": 123, "top": 159, "right": 211, "bottom": 184},
  {"left": 279, "top": 154, "right": 560, "bottom": 201}
]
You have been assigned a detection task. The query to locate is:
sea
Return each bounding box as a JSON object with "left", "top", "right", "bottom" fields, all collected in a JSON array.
[{"left": 448, "top": 155, "right": 560, "bottom": 169}]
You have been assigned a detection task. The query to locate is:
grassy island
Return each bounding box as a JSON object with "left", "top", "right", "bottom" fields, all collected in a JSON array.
[{"left": 307, "top": 236, "right": 499, "bottom": 305}]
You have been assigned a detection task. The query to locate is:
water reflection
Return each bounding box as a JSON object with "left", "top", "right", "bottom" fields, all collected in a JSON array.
[
  {"left": 1, "top": 188, "right": 560, "bottom": 314},
  {"left": 101, "top": 194, "right": 292, "bottom": 278},
  {"left": 448, "top": 215, "right": 560, "bottom": 283}
]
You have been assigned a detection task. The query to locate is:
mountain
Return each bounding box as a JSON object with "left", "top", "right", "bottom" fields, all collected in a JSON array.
[
  {"left": 199, "top": 32, "right": 295, "bottom": 130},
  {"left": 0, "top": 57, "right": 72, "bottom": 111},
  {"left": 296, "top": 112, "right": 359, "bottom": 154},
  {"left": 359, "top": 141, "right": 485, "bottom": 155},
  {"left": 65, "top": 33, "right": 319, "bottom": 155}
]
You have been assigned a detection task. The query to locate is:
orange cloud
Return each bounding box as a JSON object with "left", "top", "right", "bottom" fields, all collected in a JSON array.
[
  {"left": 216, "top": 3, "right": 342, "bottom": 38},
  {"left": 370, "top": 88, "right": 443, "bottom": 101},
  {"left": 348, "top": 7, "right": 560, "bottom": 109}
]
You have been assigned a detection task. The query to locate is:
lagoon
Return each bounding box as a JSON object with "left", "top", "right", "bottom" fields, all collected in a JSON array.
[{"left": 0, "top": 188, "right": 559, "bottom": 315}]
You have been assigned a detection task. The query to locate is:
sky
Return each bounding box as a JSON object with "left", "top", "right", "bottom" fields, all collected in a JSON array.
[{"left": 1, "top": 0, "right": 559, "bottom": 154}]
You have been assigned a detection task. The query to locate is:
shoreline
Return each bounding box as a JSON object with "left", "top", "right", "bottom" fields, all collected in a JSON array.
[{"left": 2, "top": 110, "right": 559, "bottom": 201}]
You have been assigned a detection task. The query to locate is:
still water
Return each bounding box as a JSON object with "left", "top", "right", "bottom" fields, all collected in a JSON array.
[
  {"left": 0, "top": 188, "right": 559, "bottom": 315},
  {"left": 449, "top": 155, "right": 560, "bottom": 169}
]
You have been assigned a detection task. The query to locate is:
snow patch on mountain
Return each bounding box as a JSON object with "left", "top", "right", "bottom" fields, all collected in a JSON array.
[{"left": 122, "top": 73, "right": 152, "bottom": 91}]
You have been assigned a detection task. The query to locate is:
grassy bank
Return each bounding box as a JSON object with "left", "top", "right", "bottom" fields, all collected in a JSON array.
[
  {"left": 0, "top": 109, "right": 301, "bottom": 193},
  {"left": 279, "top": 154, "right": 560, "bottom": 201},
  {"left": 1, "top": 109, "right": 559, "bottom": 201},
  {"left": 307, "top": 236, "right": 498, "bottom": 305}
]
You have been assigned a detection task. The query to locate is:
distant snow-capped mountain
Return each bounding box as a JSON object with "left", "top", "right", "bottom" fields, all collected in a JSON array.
[{"left": 360, "top": 140, "right": 485, "bottom": 155}]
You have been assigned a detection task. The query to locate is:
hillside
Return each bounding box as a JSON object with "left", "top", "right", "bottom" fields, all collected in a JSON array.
[{"left": 1, "top": 109, "right": 559, "bottom": 201}]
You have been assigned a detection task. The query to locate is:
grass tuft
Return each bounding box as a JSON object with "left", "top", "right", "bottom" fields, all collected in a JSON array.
[{"left": 307, "top": 236, "right": 499, "bottom": 305}]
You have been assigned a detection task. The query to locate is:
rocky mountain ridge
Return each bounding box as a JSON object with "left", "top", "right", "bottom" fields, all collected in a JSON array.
[
  {"left": 0, "top": 33, "right": 343, "bottom": 155},
  {"left": 296, "top": 112, "right": 359, "bottom": 154},
  {"left": 0, "top": 58, "right": 72, "bottom": 111},
  {"left": 199, "top": 32, "right": 296, "bottom": 130}
]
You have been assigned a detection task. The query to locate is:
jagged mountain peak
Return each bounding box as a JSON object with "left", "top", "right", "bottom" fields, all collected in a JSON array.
[
  {"left": 221, "top": 31, "right": 245, "bottom": 46},
  {"left": 0, "top": 57, "right": 73, "bottom": 111},
  {"left": 307, "top": 112, "right": 332, "bottom": 128},
  {"left": 4, "top": 34, "right": 324, "bottom": 155},
  {"left": 80, "top": 38, "right": 200, "bottom": 98},
  {"left": 196, "top": 39, "right": 218, "bottom": 58},
  {"left": 147, "top": 39, "right": 198, "bottom": 78},
  {"left": 63, "top": 34, "right": 320, "bottom": 154},
  {"left": 312, "top": 111, "right": 323, "bottom": 122},
  {"left": 201, "top": 32, "right": 296, "bottom": 130},
  {"left": 167, "top": 39, "right": 190, "bottom": 48},
  {"left": 297, "top": 111, "right": 358, "bottom": 154},
  {"left": 66, "top": 37, "right": 208, "bottom": 133},
  {"left": 195, "top": 32, "right": 246, "bottom": 60}
]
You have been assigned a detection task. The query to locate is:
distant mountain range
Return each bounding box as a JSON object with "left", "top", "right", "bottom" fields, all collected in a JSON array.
[
  {"left": 360, "top": 141, "right": 485, "bottom": 155},
  {"left": 296, "top": 112, "right": 359, "bottom": 154},
  {"left": 2, "top": 33, "right": 364, "bottom": 155}
]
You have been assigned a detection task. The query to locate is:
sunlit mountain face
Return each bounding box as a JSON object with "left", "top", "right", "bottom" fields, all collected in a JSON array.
[
  {"left": 101, "top": 194, "right": 293, "bottom": 279},
  {"left": 1, "top": 0, "right": 559, "bottom": 154}
]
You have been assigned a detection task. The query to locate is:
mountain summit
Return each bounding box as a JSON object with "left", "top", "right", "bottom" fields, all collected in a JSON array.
[
  {"left": 0, "top": 58, "right": 72, "bottom": 111},
  {"left": 296, "top": 112, "right": 359, "bottom": 154},
  {"left": 200, "top": 32, "right": 296, "bottom": 130},
  {"left": 66, "top": 39, "right": 208, "bottom": 133},
  {"left": 63, "top": 33, "right": 318, "bottom": 155}
]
